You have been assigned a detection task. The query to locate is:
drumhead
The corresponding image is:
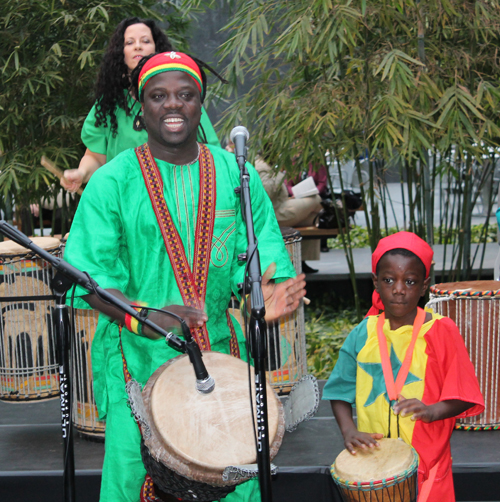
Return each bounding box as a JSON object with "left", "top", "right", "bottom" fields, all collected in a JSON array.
[
  {"left": 144, "top": 351, "right": 283, "bottom": 480},
  {"left": 431, "top": 281, "right": 500, "bottom": 296},
  {"left": 333, "top": 438, "right": 416, "bottom": 482},
  {"left": 0, "top": 236, "right": 61, "bottom": 256}
]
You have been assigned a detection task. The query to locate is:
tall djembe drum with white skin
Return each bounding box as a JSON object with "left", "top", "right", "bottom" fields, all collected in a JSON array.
[
  {"left": 428, "top": 281, "right": 500, "bottom": 430},
  {"left": 0, "top": 237, "right": 61, "bottom": 401}
]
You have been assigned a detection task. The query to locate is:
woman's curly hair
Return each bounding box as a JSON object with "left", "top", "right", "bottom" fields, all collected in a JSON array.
[{"left": 94, "top": 18, "right": 172, "bottom": 136}]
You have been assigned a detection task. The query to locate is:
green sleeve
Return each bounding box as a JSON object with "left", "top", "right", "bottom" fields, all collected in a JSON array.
[
  {"left": 80, "top": 101, "right": 109, "bottom": 156},
  {"left": 63, "top": 159, "right": 130, "bottom": 308},
  {"left": 230, "top": 160, "right": 296, "bottom": 297},
  {"left": 321, "top": 318, "right": 369, "bottom": 403},
  {"left": 198, "top": 108, "right": 221, "bottom": 148}
]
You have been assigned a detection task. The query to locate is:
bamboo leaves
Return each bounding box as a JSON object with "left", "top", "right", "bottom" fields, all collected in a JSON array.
[
  {"left": 212, "top": 0, "right": 500, "bottom": 295},
  {"left": 0, "top": 0, "right": 185, "bottom": 222}
]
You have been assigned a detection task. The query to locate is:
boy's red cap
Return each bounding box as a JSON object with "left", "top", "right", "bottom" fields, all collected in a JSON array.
[{"left": 367, "top": 231, "right": 433, "bottom": 316}]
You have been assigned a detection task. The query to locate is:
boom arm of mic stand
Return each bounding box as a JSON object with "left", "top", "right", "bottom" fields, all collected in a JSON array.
[{"left": 0, "top": 219, "right": 185, "bottom": 351}]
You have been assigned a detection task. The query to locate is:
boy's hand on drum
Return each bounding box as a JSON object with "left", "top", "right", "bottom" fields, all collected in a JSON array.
[
  {"left": 143, "top": 305, "right": 208, "bottom": 339},
  {"left": 261, "top": 263, "right": 306, "bottom": 321},
  {"left": 343, "top": 428, "right": 384, "bottom": 455}
]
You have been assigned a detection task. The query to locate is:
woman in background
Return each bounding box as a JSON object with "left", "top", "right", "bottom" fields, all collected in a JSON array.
[{"left": 61, "top": 17, "right": 220, "bottom": 193}]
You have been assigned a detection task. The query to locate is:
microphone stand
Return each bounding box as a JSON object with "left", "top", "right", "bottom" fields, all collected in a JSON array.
[
  {"left": 234, "top": 154, "right": 274, "bottom": 502},
  {"left": 0, "top": 220, "right": 206, "bottom": 502}
]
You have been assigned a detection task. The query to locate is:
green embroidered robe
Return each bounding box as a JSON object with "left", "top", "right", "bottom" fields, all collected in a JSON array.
[{"left": 64, "top": 145, "right": 295, "bottom": 417}]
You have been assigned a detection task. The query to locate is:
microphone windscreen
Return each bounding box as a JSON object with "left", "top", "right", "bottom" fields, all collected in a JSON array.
[{"left": 230, "top": 126, "right": 249, "bottom": 143}]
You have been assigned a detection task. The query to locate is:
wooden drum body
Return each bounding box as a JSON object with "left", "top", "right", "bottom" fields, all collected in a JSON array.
[
  {"left": 138, "top": 351, "right": 284, "bottom": 501},
  {"left": 0, "top": 237, "right": 61, "bottom": 401},
  {"left": 331, "top": 438, "right": 418, "bottom": 502},
  {"left": 228, "top": 227, "right": 307, "bottom": 394},
  {"left": 429, "top": 281, "right": 500, "bottom": 429}
]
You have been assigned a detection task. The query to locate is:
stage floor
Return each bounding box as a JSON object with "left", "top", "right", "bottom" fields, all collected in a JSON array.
[{"left": 1, "top": 383, "right": 499, "bottom": 502}]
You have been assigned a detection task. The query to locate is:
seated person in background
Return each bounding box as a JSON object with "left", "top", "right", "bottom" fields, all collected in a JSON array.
[
  {"left": 286, "top": 163, "right": 330, "bottom": 252},
  {"left": 285, "top": 163, "right": 329, "bottom": 198},
  {"left": 322, "top": 231, "right": 484, "bottom": 502},
  {"left": 28, "top": 188, "right": 75, "bottom": 235},
  {"left": 254, "top": 155, "right": 323, "bottom": 274}
]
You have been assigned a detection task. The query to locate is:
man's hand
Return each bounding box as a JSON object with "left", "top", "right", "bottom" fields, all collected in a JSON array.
[
  {"left": 261, "top": 263, "right": 306, "bottom": 321},
  {"left": 143, "top": 305, "right": 208, "bottom": 339},
  {"left": 343, "top": 427, "right": 384, "bottom": 455}
]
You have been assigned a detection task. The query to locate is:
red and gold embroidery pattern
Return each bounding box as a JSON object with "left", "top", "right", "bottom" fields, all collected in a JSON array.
[
  {"left": 140, "top": 474, "right": 163, "bottom": 502},
  {"left": 136, "top": 143, "right": 239, "bottom": 356}
]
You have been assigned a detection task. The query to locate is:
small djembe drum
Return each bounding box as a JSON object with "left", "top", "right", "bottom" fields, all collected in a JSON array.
[
  {"left": 331, "top": 438, "right": 419, "bottom": 502},
  {"left": 0, "top": 237, "right": 61, "bottom": 401},
  {"left": 428, "top": 281, "right": 500, "bottom": 430},
  {"left": 228, "top": 227, "right": 306, "bottom": 394},
  {"left": 133, "top": 351, "right": 284, "bottom": 501}
]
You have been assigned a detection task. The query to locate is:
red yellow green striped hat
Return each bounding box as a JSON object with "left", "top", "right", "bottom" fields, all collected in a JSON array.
[{"left": 138, "top": 51, "right": 203, "bottom": 98}]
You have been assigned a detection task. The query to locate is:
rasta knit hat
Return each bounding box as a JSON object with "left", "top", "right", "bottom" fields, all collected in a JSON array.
[{"left": 138, "top": 51, "right": 203, "bottom": 99}]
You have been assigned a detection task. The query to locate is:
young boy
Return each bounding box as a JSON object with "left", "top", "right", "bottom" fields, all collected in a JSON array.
[{"left": 322, "top": 231, "right": 484, "bottom": 502}]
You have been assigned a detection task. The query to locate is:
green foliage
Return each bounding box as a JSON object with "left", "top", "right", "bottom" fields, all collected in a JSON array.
[
  {"left": 0, "top": 0, "right": 187, "bottom": 215},
  {"left": 306, "top": 305, "right": 357, "bottom": 379},
  {"left": 207, "top": 0, "right": 500, "bottom": 303},
  {"left": 328, "top": 223, "right": 498, "bottom": 249},
  {"left": 212, "top": 0, "right": 500, "bottom": 168}
]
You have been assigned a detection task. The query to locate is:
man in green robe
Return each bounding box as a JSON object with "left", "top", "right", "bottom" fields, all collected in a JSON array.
[{"left": 64, "top": 51, "right": 306, "bottom": 502}]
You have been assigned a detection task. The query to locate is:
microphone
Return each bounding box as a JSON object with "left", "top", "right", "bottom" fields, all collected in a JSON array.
[
  {"left": 230, "top": 126, "right": 249, "bottom": 167},
  {"left": 181, "top": 325, "right": 215, "bottom": 394}
]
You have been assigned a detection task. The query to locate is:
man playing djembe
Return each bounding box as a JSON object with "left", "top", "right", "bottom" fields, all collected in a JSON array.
[{"left": 64, "top": 51, "right": 306, "bottom": 502}]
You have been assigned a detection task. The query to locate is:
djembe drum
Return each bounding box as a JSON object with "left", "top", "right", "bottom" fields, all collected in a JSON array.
[
  {"left": 71, "top": 308, "right": 104, "bottom": 440},
  {"left": 0, "top": 237, "right": 61, "bottom": 401},
  {"left": 134, "top": 351, "right": 284, "bottom": 501},
  {"left": 331, "top": 438, "right": 419, "bottom": 502},
  {"left": 61, "top": 235, "right": 105, "bottom": 440},
  {"left": 228, "top": 227, "right": 306, "bottom": 394},
  {"left": 428, "top": 281, "right": 500, "bottom": 430}
]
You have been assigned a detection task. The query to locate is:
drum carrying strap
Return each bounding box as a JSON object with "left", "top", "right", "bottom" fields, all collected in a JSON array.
[
  {"left": 377, "top": 307, "right": 425, "bottom": 437},
  {"left": 377, "top": 308, "right": 439, "bottom": 500},
  {"left": 136, "top": 143, "right": 239, "bottom": 358},
  {"left": 376, "top": 307, "right": 425, "bottom": 403},
  {"left": 418, "top": 462, "right": 439, "bottom": 502}
]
